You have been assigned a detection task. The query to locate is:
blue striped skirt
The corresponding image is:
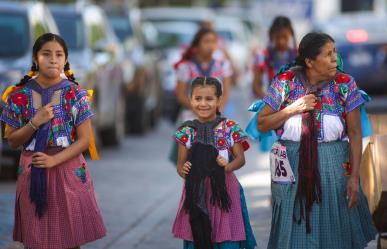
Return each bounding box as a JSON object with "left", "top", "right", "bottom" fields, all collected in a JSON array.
[{"left": 268, "top": 140, "right": 377, "bottom": 249}]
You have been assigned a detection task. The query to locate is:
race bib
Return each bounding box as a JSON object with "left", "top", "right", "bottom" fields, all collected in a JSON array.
[{"left": 270, "top": 142, "right": 295, "bottom": 184}]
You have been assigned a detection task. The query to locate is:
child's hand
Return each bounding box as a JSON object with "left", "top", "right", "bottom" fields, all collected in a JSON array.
[
  {"left": 178, "top": 161, "right": 192, "bottom": 178},
  {"left": 32, "top": 102, "right": 55, "bottom": 127},
  {"left": 216, "top": 155, "right": 228, "bottom": 168},
  {"left": 32, "top": 152, "right": 57, "bottom": 168}
]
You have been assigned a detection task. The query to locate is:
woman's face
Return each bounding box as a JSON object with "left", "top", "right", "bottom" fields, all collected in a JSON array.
[
  {"left": 34, "top": 41, "right": 66, "bottom": 80},
  {"left": 307, "top": 41, "right": 337, "bottom": 80},
  {"left": 272, "top": 28, "right": 293, "bottom": 51},
  {"left": 190, "top": 85, "right": 220, "bottom": 122},
  {"left": 197, "top": 32, "right": 218, "bottom": 57}
]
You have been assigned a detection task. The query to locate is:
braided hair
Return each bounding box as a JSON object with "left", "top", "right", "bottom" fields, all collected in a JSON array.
[
  {"left": 16, "top": 33, "right": 78, "bottom": 86},
  {"left": 191, "top": 76, "right": 223, "bottom": 116}
]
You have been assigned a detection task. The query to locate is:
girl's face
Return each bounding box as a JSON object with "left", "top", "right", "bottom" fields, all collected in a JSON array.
[
  {"left": 190, "top": 85, "right": 221, "bottom": 122},
  {"left": 197, "top": 32, "right": 217, "bottom": 57},
  {"left": 307, "top": 41, "right": 338, "bottom": 80},
  {"left": 34, "top": 41, "right": 66, "bottom": 81},
  {"left": 272, "top": 28, "right": 293, "bottom": 51}
]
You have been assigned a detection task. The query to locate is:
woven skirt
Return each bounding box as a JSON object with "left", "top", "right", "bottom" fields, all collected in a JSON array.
[
  {"left": 268, "top": 141, "right": 377, "bottom": 249},
  {"left": 14, "top": 150, "right": 106, "bottom": 249}
]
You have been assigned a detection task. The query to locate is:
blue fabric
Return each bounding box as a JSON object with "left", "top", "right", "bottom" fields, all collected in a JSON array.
[
  {"left": 245, "top": 100, "right": 278, "bottom": 152},
  {"left": 268, "top": 140, "right": 377, "bottom": 249},
  {"left": 183, "top": 184, "right": 257, "bottom": 249},
  {"left": 359, "top": 90, "right": 373, "bottom": 138}
]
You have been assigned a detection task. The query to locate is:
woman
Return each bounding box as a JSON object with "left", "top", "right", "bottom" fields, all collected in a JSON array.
[{"left": 257, "top": 32, "right": 376, "bottom": 249}]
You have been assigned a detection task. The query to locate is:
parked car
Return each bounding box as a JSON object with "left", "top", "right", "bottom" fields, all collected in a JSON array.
[
  {"left": 313, "top": 13, "right": 387, "bottom": 113},
  {"left": 106, "top": 7, "right": 162, "bottom": 133},
  {"left": 50, "top": 3, "right": 128, "bottom": 146},
  {"left": 0, "top": 1, "right": 59, "bottom": 176}
]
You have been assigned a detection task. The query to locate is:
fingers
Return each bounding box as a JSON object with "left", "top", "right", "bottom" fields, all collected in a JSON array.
[
  {"left": 347, "top": 186, "right": 359, "bottom": 209},
  {"left": 181, "top": 161, "right": 191, "bottom": 175}
]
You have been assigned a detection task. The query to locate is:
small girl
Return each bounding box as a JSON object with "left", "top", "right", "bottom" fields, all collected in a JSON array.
[
  {"left": 252, "top": 16, "right": 297, "bottom": 99},
  {"left": 0, "top": 33, "right": 106, "bottom": 249},
  {"left": 172, "top": 76, "right": 257, "bottom": 249}
]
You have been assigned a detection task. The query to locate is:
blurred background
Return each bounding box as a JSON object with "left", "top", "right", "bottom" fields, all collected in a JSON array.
[{"left": 0, "top": 0, "right": 386, "bottom": 248}]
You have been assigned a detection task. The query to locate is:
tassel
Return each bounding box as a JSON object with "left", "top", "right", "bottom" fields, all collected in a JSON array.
[
  {"left": 30, "top": 165, "right": 48, "bottom": 218},
  {"left": 2, "top": 85, "right": 16, "bottom": 102},
  {"left": 88, "top": 125, "right": 100, "bottom": 160}
]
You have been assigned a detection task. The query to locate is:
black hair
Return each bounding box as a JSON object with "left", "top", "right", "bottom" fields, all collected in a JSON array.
[
  {"left": 295, "top": 32, "right": 335, "bottom": 67},
  {"left": 269, "top": 16, "right": 296, "bottom": 49},
  {"left": 174, "top": 28, "right": 217, "bottom": 69},
  {"left": 17, "top": 33, "right": 78, "bottom": 86},
  {"left": 191, "top": 76, "right": 222, "bottom": 98}
]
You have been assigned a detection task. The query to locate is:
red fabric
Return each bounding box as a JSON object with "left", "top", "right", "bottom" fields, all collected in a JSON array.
[{"left": 14, "top": 151, "right": 106, "bottom": 249}]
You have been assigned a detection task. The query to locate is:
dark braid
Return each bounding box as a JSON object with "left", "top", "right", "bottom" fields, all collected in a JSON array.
[
  {"left": 16, "top": 63, "right": 38, "bottom": 86},
  {"left": 64, "top": 62, "right": 79, "bottom": 85}
]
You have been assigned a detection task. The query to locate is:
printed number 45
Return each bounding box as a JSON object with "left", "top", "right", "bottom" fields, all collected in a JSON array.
[{"left": 275, "top": 159, "right": 287, "bottom": 177}]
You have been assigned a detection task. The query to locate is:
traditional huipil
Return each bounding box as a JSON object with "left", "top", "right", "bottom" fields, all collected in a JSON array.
[
  {"left": 261, "top": 69, "right": 377, "bottom": 249},
  {"left": 172, "top": 117, "right": 257, "bottom": 249},
  {"left": 0, "top": 79, "right": 106, "bottom": 249}
]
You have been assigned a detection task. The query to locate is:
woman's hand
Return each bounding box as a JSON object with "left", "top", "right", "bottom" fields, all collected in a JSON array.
[
  {"left": 346, "top": 176, "right": 360, "bottom": 208},
  {"left": 32, "top": 102, "right": 54, "bottom": 127},
  {"left": 178, "top": 161, "right": 192, "bottom": 178},
  {"left": 32, "top": 152, "right": 57, "bottom": 168},
  {"left": 287, "top": 94, "right": 317, "bottom": 115}
]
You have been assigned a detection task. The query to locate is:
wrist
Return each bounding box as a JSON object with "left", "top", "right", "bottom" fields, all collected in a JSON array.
[
  {"left": 31, "top": 117, "right": 40, "bottom": 127},
  {"left": 27, "top": 119, "right": 38, "bottom": 131}
]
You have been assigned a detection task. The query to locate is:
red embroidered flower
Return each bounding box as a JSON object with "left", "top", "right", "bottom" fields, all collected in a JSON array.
[
  {"left": 64, "top": 103, "right": 71, "bottom": 112},
  {"left": 180, "top": 134, "right": 188, "bottom": 143},
  {"left": 333, "top": 84, "right": 340, "bottom": 93},
  {"left": 12, "top": 92, "right": 28, "bottom": 106},
  {"left": 335, "top": 73, "right": 351, "bottom": 84},
  {"left": 232, "top": 132, "right": 240, "bottom": 140},
  {"left": 65, "top": 89, "right": 76, "bottom": 101},
  {"left": 226, "top": 120, "right": 235, "bottom": 127},
  {"left": 217, "top": 138, "right": 226, "bottom": 147},
  {"left": 278, "top": 71, "right": 295, "bottom": 81}
]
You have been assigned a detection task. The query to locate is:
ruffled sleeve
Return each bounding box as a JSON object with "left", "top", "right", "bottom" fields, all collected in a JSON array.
[
  {"left": 71, "top": 86, "right": 94, "bottom": 126},
  {"left": 343, "top": 78, "right": 366, "bottom": 113},
  {"left": 0, "top": 89, "right": 24, "bottom": 128},
  {"left": 175, "top": 126, "right": 194, "bottom": 148},
  {"left": 263, "top": 72, "right": 292, "bottom": 111},
  {"left": 175, "top": 62, "right": 191, "bottom": 84},
  {"left": 226, "top": 120, "right": 247, "bottom": 143}
]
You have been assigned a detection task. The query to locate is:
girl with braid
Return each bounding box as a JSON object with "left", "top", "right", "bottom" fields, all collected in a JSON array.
[
  {"left": 172, "top": 76, "right": 257, "bottom": 249},
  {"left": 0, "top": 33, "right": 106, "bottom": 249}
]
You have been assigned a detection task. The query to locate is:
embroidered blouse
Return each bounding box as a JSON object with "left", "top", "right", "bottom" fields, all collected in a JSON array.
[
  {"left": 0, "top": 79, "right": 93, "bottom": 150},
  {"left": 175, "top": 119, "right": 247, "bottom": 160},
  {"left": 263, "top": 70, "right": 365, "bottom": 142}
]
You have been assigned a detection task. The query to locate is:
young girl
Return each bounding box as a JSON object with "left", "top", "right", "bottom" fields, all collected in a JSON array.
[
  {"left": 252, "top": 16, "right": 297, "bottom": 99},
  {"left": 172, "top": 76, "right": 257, "bottom": 249},
  {"left": 0, "top": 33, "right": 106, "bottom": 249},
  {"left": 174, "top": 27, "right": 232, "bottom": 120}
]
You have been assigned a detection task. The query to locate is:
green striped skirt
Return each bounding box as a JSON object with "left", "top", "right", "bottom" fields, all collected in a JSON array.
[{"left": 268, "top": 141, "right": 377, "bottom": 249}]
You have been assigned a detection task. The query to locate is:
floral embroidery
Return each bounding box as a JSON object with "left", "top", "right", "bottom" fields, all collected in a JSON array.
[
  {"left": 76, "top": 163, "right": 87, "bottom": 183},
  {"left": 11, "top": 92, "right": 28, "bottom": 106},
  {"left": 217, "top": 137, "right": 227, "bottom": 147},
  {"left": 226, "top": 120, "right": 235, "bottom": 127}
]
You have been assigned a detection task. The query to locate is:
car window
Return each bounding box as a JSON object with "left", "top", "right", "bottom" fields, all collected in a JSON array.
[
  {"left": 108, "top": 15, "right": 133, "bottom": 42},
  {"left": 0, "top": 12, "right": 29, "bottom": 58},
  {"left": 53, "top": 14, "right": 86, "bottom": 50}
]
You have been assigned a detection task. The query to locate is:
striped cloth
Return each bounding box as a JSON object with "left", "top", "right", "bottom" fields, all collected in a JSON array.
[
  {"left": 268, "top": 141, "right": 377, "bottom": 249},
  {"left": 14, "top": 150, "right": 106, "bottom": 249}
]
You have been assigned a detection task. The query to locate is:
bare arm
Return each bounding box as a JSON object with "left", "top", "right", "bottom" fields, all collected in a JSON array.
[
  {"left": 7, "top": 103, "right": 54, "bottom": 149},
  {"left": 346, "top": 108, "right": 362, "bottom": 208},
  {"left": 176, "top": 143, "right": 190, "bottom": 178},
  {"left": 252, "top": 68, "right": 265, "bottom": 99},
  {"left": 223, "top": 142, "right": 245, "bottom": 172},
  {"left": 176, "top": 80, "right": 191, "bottom": 109},
  {"left": 32, "top": 120, "right": 91, "bottom": 168},
  {"left": 258, "top": 94, "right": 317, "bottom": 133},
  {"left": 220, "top": 76, "right": 231, "bottom": 111}
]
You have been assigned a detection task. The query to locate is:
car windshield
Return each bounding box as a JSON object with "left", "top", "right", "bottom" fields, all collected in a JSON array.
[
  {"left": 0, "top": 12, "right": 29, "bottom": 58},
  {"left": 108, "top": 16, "right": 133, "bottom": 42},
  {"left": 157, "top": 31, "right": 193, "bottom": 48},
  {"left": 53, "top": 13, "right": 86, "bottom": 50}
]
